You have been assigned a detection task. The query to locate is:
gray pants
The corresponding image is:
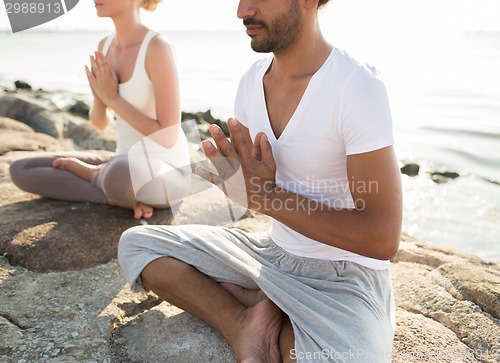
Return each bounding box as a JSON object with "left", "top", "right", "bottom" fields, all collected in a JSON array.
[
  {"left": 118, "top": 224, "right": 395, "bottom": 363},
  {"left": 9, "top": 151, "right": 189, "bottom": 208}
]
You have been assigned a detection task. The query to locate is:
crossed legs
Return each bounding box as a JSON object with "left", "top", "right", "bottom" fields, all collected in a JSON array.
[
  {"left": 119, "top": 225, "right": 396, "bottom": 363},
  {"left": 53, "top": 156, "right": 154, "bottom": 219},
  {"left": 141, "top": 257, "right": 295, "bottom": 363}
]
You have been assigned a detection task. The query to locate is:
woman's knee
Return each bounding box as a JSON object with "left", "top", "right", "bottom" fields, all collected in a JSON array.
[
  {"left": 9, "top": 158, "right": 30, "bottom": 189},
  {"left": 100, "top": 159, "right": 135, "bottom": 201}
]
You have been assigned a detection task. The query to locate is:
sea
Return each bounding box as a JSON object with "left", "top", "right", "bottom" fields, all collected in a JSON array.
[{"left": 0, "top": 29, "right": 499, "bottom": 261}]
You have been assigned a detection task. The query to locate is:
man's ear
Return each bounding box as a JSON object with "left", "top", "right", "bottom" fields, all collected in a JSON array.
[{"left": 303, "top": 0, "right": 319, "bottom": 11}]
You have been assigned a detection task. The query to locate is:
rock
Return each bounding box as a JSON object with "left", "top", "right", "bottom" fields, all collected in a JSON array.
[
  {"left": 391, "top": 261, "right": 500, "bottom": 363},
  {"left": 182, "top": 110, "right": 229, "bottom": 138},
  {"left": 433, "top": 263, "right": 500, "bottom": 319},
  {"left": 14, "top": 80, "right": 32, "bottom": 91},
  {"left": 393, "top": 309, "right": 478, "bottom": 362},
  {"left": 429, "top": 170, "right": 460, "bottom": 184},
  {"left": 66, "top": 100, "right": 90, "bottom": 118},
  {"left": 0, "top": 91, "right": 115, "bottom": 153},
  {"left": 393, "top": 239, "right": 485, "bottom": 268},
  {"left": 63, "top": 115, "right": 117, "bottom": 151},
  {"left": 0, "top": 256, "right": 136, "bottom": 362},
  {"left": 0, "top": 93, "right": 64, "bottom": 138},
  {"left": 113, "top": 303, "right": 235, "bottom": 363},
  {"left": 0, "top": 129, "right": 67, "bottom": 155},
  {"left": 400, "top": 162, "right": 420, "bottom": 176},
  {"left": 0, "top": 117, "right": 34, "bottom": 133},
  {"left": 0, "top": 316, "right": 24, "bottom": 350},
  {"left": 0, "top": 198, "right": 174, "bottom": 272}
]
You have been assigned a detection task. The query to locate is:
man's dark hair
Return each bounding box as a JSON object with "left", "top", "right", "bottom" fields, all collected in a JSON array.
[{"left": 318, "top": 0, "right": 332, "bottom": 8}]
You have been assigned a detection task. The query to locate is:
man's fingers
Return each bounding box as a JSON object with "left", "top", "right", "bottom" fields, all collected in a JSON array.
[
  {"left": 210, "top": 124, "right": 237, "bottom": 158},
  {"left": 253, "top": 132, "right": 265, "bottom": 161},
  {"left": 260, "top": 133, "right": 276, "bottom": 170},
  {"left": 201, "top": 140, "right": 236, "bottom": 177},
  {"left": 228, "top": 118, "right": 252, "bottom": 161}
]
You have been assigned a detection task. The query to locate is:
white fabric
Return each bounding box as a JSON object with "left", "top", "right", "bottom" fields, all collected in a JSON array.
[
  {"left": 234, "top": 48, "right": 394, "bottom": 270},
  {"left": 101, "top": 30, "right": 190, "bottom": 173}
]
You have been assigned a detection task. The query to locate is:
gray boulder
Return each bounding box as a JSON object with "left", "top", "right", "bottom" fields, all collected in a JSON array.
[
  {"left": 63, "top": 114, "right": 117, "bottom": 151},
  {"left": 0, "top": 93, "right": 64, "bottom": 138},
  {"left": 66, "top": 100, "right": 90, "bottom": 118},
  {"left": 14, "top": 80, "right": 32, "bottom": 91}
]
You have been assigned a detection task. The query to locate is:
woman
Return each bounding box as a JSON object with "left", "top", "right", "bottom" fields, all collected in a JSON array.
[{"left": 10, "top": 0, "right": 191, "bottom": 219}]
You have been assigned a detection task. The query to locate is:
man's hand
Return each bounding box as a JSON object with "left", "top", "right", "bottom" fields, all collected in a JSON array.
[{"left": 195, "top": 118, "right": 277, "bottom": 211}]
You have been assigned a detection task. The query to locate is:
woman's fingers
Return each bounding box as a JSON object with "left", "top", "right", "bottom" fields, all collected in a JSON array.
[
  {"left": 90, "top": 55, "right": 102, "bottom": 79},
  {"left": 85, "top": 65, "right": 96, "bottom": 86}
]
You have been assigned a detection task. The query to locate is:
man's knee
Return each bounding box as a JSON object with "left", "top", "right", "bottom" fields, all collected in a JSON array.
[
  {"left": 119, "top": 224, "right": 144, "bottom": 248},
  {"left": 117, "top": 225, "right": 147, "bottom": 268}
]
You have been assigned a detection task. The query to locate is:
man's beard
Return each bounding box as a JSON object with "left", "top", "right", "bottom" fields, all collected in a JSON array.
[{"left": 245, "top": 0, "right": 303, "bottom": 53}]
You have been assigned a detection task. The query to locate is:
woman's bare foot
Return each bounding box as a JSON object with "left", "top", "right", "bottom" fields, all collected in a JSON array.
[
  {"left": 107, "top": 199, "right": 154, "bottom": 220},
  {"left": 220, "top": 282, "right": 267, "bottom": 307},
  {"left": 52, "top": 157, "right": 101, "bottom": 182},
  {"left": 233, "top": 299, "right": 283, "bottom": 363},
  {"left": 133, "top": 202, "right": 154, "bottom": 219}
]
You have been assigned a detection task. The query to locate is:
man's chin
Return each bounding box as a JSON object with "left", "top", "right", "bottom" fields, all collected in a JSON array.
[{"left": 250, "top": 41, "right": 273, "bottom": 54}]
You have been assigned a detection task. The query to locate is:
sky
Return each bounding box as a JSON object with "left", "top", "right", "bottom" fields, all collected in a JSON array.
[{"left": 1, "top": 0, "right": 499, "bottom": 34}]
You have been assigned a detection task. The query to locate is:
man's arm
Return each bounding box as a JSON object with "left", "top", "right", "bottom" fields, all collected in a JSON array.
[
  {"left": 261, "top": 146, "right": 402, "bottom": 260},
  {"left": 198, "top": 119, "right": 402, "bottom": 261}
]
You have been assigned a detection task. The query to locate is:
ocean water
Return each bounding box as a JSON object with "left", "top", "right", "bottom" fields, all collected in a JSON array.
[{"left": 0, "top": 29, "right": 499, "bottom": 261}]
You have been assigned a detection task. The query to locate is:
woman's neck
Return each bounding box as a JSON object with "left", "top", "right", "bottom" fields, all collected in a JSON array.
[{"left": 112, "top": 12, "right": 147, "bottom": 47}]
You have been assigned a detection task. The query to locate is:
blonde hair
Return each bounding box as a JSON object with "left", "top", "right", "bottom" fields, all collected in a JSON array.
[{"left": 142, "top": 0, "right": 162, "bottom": 12}]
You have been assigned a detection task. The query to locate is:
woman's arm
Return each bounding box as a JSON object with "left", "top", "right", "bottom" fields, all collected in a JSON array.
[{"left": 86, "top": 37, "right": 114, "bottom": 131}]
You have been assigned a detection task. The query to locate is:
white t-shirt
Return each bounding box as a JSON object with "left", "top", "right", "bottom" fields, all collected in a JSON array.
[
  {"left": 234, "top": 48, "right": 394, "bottom": 270},
  {"left": 102, "top": 30, "right": 191, "bottom": 173}
]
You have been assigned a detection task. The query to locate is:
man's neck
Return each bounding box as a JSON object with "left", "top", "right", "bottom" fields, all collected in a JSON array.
[{"left": 269, "top": 23, "right": 333, "bottom": 80}]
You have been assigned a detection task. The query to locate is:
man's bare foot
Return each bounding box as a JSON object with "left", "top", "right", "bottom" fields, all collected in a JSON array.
[
  {"left": 220, "top": 282, "right": 267, "bottom": 307},
  {"left": 52, "top": 157, "right": 100, "bottom": 182},
  {"left": 232, "top": 299, "right": 283, "bottom": 363},
  {"left": 133, "top": 202, "right": 154, "bottom": 219}
]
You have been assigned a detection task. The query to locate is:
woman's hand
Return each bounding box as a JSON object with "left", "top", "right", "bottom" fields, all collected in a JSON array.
[{"left": 85, "top": 51, "right": 119, "bottom": 106}]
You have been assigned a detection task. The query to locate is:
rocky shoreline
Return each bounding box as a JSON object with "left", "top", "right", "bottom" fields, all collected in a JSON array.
[{"left": 1, "top": 83, "right": 499, "bottom": 362}]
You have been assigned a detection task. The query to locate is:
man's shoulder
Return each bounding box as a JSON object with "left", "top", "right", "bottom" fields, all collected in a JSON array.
[{"left": 331, "top": 48, "right": 383, "bottom": 86}]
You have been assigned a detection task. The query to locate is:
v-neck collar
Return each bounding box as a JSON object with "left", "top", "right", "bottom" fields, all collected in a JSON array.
[{"left": 259, "top": 48, "right": 338, "bottom": 141}]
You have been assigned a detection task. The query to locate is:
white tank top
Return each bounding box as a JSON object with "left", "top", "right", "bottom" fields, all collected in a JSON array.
[{"left": 101, "top": 30, "right": 190, "bottom": 170}]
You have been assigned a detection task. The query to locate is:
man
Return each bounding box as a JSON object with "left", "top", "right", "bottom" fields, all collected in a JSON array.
[{"left": 118, "top": 0, "right": 402, "bottom": 361}]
